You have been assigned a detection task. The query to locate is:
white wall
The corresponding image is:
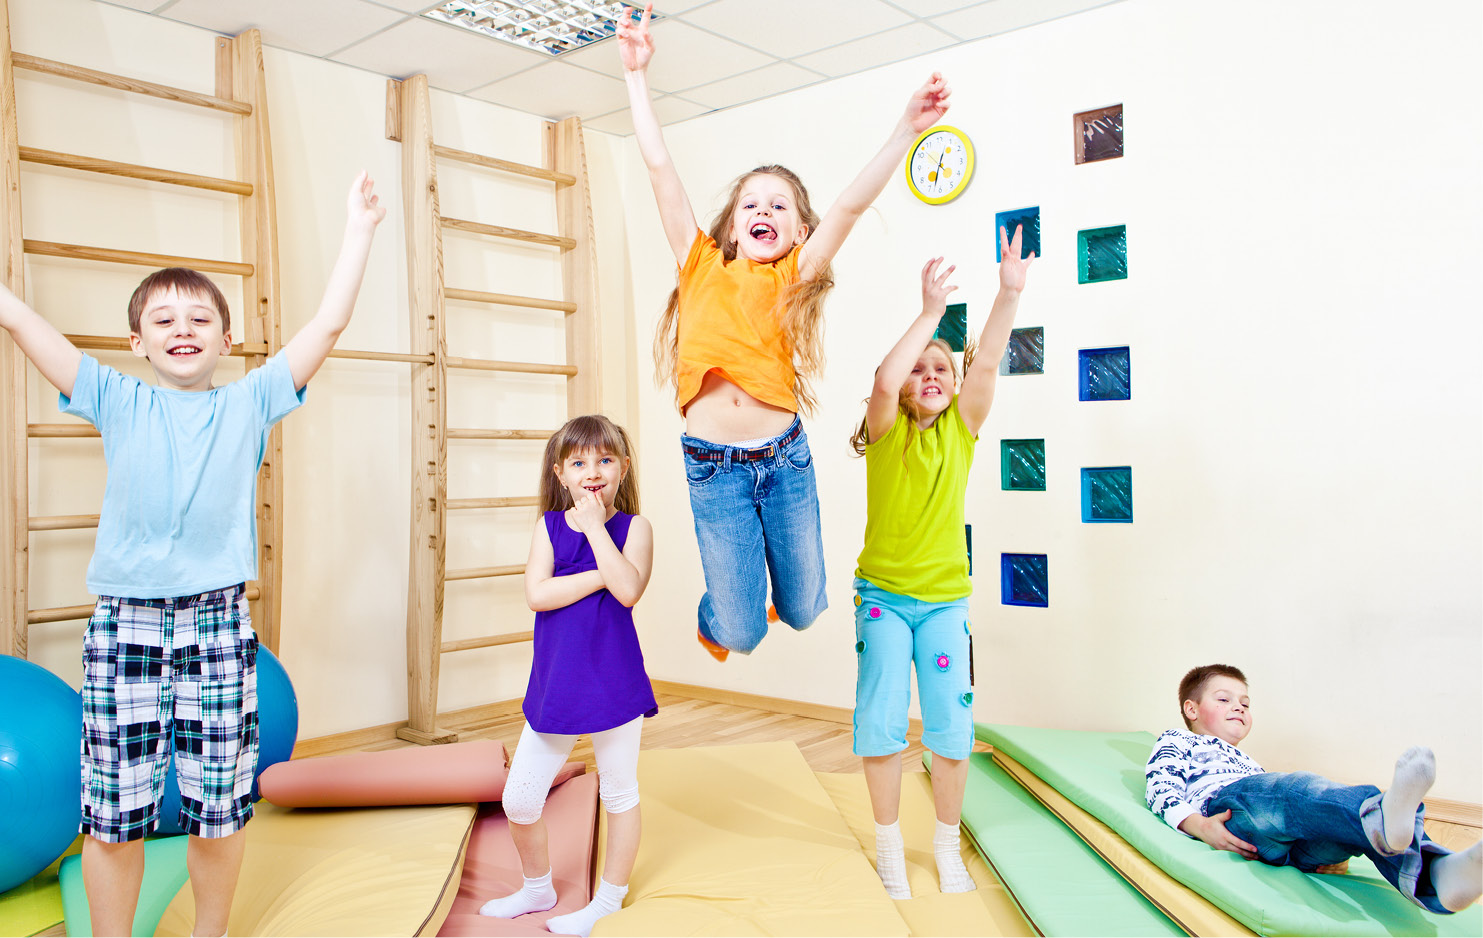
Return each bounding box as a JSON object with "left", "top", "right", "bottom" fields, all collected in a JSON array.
[{"left": 621, "top": 0, "right": 1483, "bottom": 801}]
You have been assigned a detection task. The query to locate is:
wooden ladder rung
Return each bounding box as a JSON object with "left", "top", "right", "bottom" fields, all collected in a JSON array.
[
  {"left": 28, "top": 586, "right": 261, "bottom": 625},
  {"left": 446, "top": 564, "right": 526, "bottom": 581},
  {"left": 19, "top": 147, "right": 252, "bottom": 195},
  {"left": 29, "top": 423, "right": 99, "bottom": 438},
  {"left": 326, "top": 348, "right": 433, "bottom": 364},
  {"left": 445, "top": 287, "right": 576, "bottom": 314},
  {"left": 447, "top": 428, "right": 553, "bottom": 441},
  {"left": 445, "top": 356, "right": 576, "bottom": 376},
  {"left": 12, "top": 52, "right": 251, "bottom": 115},
  {"left": 433, "top": 144, "right": 575, "bottom": 188},
  {"left": 62, "top": 334, "right": 270, "bottom": 356},
  {"left": 440, "top": 631, "right": 534, "bottom": 653},
  {"left": 29, "top": 514, "right": 99, "bottom": 532},
  {"left": 446, "top": 496, "right": 540, "bottom": 510},
  {"left": 26, "top": 240, "right": 254, "bottom": 276},
  {"left": 440, "top": 217, "right": 575, "bottom": 251}
]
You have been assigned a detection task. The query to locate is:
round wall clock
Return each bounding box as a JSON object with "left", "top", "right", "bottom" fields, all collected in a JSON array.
[{"left": 905, "top": 125, "right": 975, "bottom": 205}]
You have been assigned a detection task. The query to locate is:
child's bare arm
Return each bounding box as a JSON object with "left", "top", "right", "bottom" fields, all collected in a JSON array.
[
  {"left": 1179, "top": 810, "right": 1258, "bottom": 859},
  {"left": 569, "top": 494, "right": 652, "bottom": 607},
  {"left": 620, "top": 4, "right": 697, "bottom": 264},
  {"left": 866, "top": 257, "right": 956, "bottom": 442},
  {"left": 800, "top": 73, "right": 951, "bottom": 281},
  {"left": 524, "top": 517, "right": 606, "bottom": 611},
  {"left": 0, "top": 283, "right": 82, "bottom": 397},
  {"left": 283, "top": 172, "right": 384, "bottom": 390},
  {"left": 958, "top": 225, "right": 1035, "bottom": 435}
]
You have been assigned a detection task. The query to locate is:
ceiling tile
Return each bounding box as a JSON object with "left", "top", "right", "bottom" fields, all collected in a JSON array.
[
  {"left": 362, "top": 0, "right": 443, "bottom": 11},
  {"left": 932, "top": 0, "right": 1120, "bottom": 41},
  {"left": 652, "top": 94, "right": 710, "bottom": 124},
  {"left": 683, "top": 0, "right": 912, "bottom": 60},
  {"left": 582, "top": 109, "right": 636, "bottom": 136},
  {"left": 557, "top": 20, "right": 772, "bottom": 93},
  {"left": 330, "top": 16, "right": 543, "bottom": 92},
  {"left": 879, "top": 0, "right": 984, "bottom": 16},
  {"left": 468, "top": 62, "right": 630, "bottom": 120},
  {"left": 102, "top": 0, "right": 174, "bottom": 10},
  {"left": 158, "top": 0, "right": 406, "bottom": 57},
  {"left": 793, "top": 22, "right": 958, "bottom": 78},
  {"left": 680, "top": 61, "right": 823, "bottom": 111}
]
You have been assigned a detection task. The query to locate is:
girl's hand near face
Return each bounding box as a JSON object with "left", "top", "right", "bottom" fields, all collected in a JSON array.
[
  {"left": 571, "top": 492, "right": 608, "bottom": 534},
  {"left": 920, "top": 256, "right": 958, "bottom": 318}
]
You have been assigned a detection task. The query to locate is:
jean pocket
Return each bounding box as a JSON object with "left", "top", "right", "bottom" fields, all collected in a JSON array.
[
  {"left": 783, "top": 439, "right": 813, "bottom": 472},
  {"left": 684, "top": 457, "right": 719, "bottom": 486}
]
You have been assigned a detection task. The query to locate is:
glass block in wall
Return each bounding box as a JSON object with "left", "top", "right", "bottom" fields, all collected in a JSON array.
[
  {"left": 936, "top": 302, "right": 967, "bottom": 352},
  {"left": 1081, "top": 466, "right": 1133, "bottom": 522},
  {"left": 999, "top": 326, "right": 1044, "bottom": 376},
  {"left": 1074, "top": 103, "right": 1123, "bottom": 164},
  {"left": 1078, "top": 225, "right": 1127, "bottom": 283},
  {"left": 1001, "top": 439, "right": 1046, "bottom": 491},
  {"left": 1001, "top": 553, "right": 1048, "bottom": 607},
  {"left": 1078, "top": 346, "right": 1131, "bottom": 401},
  {"left": 995, "top": 206, "right": 1041, "bottom": 262}
]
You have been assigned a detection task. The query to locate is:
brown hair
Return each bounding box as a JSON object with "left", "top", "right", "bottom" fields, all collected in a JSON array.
[
  {"left": 538, "top": 414, "right": 640, "bottom": 515},
  {"left": 128, "top": 268, "right": 231, "bottom": 336},
  {"left": 1177, "top": 664, "right": 1248, "bottom": 729},
  {"left": 850, "top": 337, "right": 977, "bottom": 456},
  {"left": 652, "top": 165, "right": 835, "bottom": 415}
]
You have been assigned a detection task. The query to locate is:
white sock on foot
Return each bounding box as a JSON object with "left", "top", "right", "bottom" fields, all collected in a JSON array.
[
  {"left": 874, "top": 820, "right": 911, "bottom": 899},
  {"left": 1381, "top": 747, "right": 1436, "bottom": 853},
  {"left": 545, "top": 877, "right": 628, "bottom": 937},
  {"left": 933, "top": 820, "right": 976, "bottom": 893},
  {"left": 478, "top": 869, "right": 557, "bottom": 918},
  {"left": 1433, "top": 842, "right": 1483, "bottom": 913}
]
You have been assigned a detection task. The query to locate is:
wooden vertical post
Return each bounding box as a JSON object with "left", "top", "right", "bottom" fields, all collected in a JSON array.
[
  {"left": 0, "top": 0, "right": 27, "bottom": 657},
  {"left": 395, "top": 76, "right": 455, "bottom": 745},
  {"left": 553, "top": 117, "right": 600, "bottom": 417}
]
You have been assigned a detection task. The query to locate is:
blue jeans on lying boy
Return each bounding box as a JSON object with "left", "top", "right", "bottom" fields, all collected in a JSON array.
[
  {"left": 1208, "top": 771, "right": 1453, "bottom": 913},
  {"left": 681, "top": 418, "right": 827, "bottom": 654}
]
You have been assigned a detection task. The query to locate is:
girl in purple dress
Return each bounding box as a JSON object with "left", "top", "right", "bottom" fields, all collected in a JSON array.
[{"left": 479, "top": 415, "right": 656, "bottom": 937}]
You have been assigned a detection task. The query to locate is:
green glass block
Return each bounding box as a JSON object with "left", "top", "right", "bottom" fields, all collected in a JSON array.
[
  {"left": 1000, "top": 326, "right": 1044, "bottom": 376},
  {"left": 1078, "top": 225, "right": 1127, "bottom": 283},
  {"left": 936, "top": 302, "right": 967, "bottom": 352},
  {"left": 1001, "top": 439, "right": 1046, "bottom": 491},
  {"left": 1081, "top": 466, "right": 1133, "bottom": 522}
]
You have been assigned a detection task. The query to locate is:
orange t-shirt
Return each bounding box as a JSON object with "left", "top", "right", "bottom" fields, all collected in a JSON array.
[{"left": 675, "top": 229, "right": 800, "bottom": 413}]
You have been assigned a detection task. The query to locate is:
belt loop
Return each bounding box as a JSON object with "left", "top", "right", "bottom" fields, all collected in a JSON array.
[{"left": 723, "top": 446, "right": 733, "bottom": 470}]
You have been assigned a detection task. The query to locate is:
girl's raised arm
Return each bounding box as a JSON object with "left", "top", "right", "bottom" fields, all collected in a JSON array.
[
  {"left": 958, "top": 225, "right": 1035, "bottom": 435},
  {"left": 800, "top": 73, "right": 951, "bottom": 282},
  {"left": 865, "top": 257, "right": 957, "bottom": 442},
  {"left": 620, "top": 4, "right": 696, "bottom": 265}
]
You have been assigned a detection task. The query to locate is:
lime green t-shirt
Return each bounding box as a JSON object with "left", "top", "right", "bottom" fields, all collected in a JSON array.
[{"left": 855, "top": 397, "right": 976, "bottom": 602}]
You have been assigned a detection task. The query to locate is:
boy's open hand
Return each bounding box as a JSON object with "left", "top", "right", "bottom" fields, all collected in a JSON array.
[
  {"left": 904, "top": 72, "right": 951, "bottom": 134},
  {"left": 618, "top": 5, "right": 654, "bottom": 73},
  {"left": 571, "top": 492, "right": 608, "bottom": 534},
  {"left": 348, "top": 171, "right": 386, "bottom": 230},
  {"left": 920, "top": 256, "right": 958, "bottom": 318},
  {"left": 998, "top": 224, "right": 1035, "bottom": 294},
  {"left": 1187, "top": 810, "right": 1258, "bottom": 859}
]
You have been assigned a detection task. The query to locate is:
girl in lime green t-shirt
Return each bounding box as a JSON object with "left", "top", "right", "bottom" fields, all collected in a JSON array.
[{"left": 848, "top": 227, "right": 1035, "bottom": 899}]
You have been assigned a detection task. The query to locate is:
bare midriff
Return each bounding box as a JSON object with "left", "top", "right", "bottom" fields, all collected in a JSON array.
[{"left": 684, "top": 369, "right": 795, "bottom": 444}]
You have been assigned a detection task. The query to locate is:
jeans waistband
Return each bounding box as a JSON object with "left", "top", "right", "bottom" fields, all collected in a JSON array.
[{"left": 682, "top": 419, "right": 803, "bottom": 463}]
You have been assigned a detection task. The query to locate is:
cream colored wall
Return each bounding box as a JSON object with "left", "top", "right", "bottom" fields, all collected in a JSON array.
[
  {"left": 620, "top": 0, "right": 1483, "bottom": 801},
  {"left": 13, "top": 0, "right": 634, "bottom": 738}
]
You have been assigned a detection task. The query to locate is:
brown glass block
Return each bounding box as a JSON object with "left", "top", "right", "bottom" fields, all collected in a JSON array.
[{"left": 1074, "top": 104, "right": 1123, "bottom": 164}]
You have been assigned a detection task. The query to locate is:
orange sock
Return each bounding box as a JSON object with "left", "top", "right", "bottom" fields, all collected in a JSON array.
[
  {"left": 697, "top": 629, "right": 729, "bottom": 662},
  {"left": 766, "top": 604, "right": 780, "bottom": 623}
]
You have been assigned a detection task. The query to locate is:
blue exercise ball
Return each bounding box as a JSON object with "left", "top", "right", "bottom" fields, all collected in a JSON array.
[
  {"left": 0, "top": 655, "right": 83, "bottom": 893},
  {"left": 155, "top": 645, "right": 298, "bottom": 836}
]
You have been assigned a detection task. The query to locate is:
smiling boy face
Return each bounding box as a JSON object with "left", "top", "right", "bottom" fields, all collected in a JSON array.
[
  {"left": 128, "top": 286, "right": 232, "bottom": 392},
  {"left": 1183, "top": 676, "right": 1251, "bottom": 746}
]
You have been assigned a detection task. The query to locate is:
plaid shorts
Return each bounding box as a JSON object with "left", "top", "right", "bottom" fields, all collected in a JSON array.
[{"left": 80, "top": 584, "right": 258, "bottom": 842}]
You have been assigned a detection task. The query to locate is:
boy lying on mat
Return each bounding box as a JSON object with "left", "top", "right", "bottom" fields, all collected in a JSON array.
[{"left": 1145, "top": 664, "right": 1481, "bottom": 913}]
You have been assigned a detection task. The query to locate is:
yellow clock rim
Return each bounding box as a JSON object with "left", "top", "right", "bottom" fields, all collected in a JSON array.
[{"left": 905, "top": 124, "right": 976, "bottom": 205}]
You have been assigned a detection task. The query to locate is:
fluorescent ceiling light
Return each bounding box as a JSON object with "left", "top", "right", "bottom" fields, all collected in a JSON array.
[{"left": 425, "top": 1, "right": 659, "bottom": 57}]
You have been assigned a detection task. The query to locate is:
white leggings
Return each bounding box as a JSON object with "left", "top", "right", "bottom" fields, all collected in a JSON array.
[{"left": 502, "top": 715, "right": 644, "bottom": 825}]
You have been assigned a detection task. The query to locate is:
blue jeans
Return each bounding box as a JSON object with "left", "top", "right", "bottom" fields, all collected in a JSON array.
[
  {"left": 1208, "top": 772, "right": 1453, "bottom": 914},
  {"left": 681, "top": 418, "right": 827, "bottom": 654}
]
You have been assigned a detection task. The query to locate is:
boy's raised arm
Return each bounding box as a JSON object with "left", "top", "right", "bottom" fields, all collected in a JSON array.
[
  {"left": 0, "top": 284, "right": 83, "bottom": 398},
  {"left": 958, "top": 225, "right": 1035, "bottom": 434},
  {"left": 620, "top": 4, "right": 697, "bottom": 265},
  {"left": 283, "top": 171, "right": 385, "bottom": 390},
  {"left": 800, "top": 73, "right": 951, "bottom": 282}
]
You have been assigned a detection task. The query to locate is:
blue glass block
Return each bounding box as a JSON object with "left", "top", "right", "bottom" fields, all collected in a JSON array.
[
  {"left": 1001, "top": 553, "right": 1048, "bottom": 607},
  {"left": 995, "top": 206, "right": 1041, "bottom": 262},
  {"left": 1081, "top": 466, "right": 1133, "bottom": 522},
  {"left": 1078, "top": 346, "right": 1130, "bottom": 401},
  {"left": 1000, "top": 326, "right": 1044, "bottom": 376},
  {"left": 1078, "top": 225, "right": 1127, "bottom": 283},
  {"left": 936, "top": 302, "right": 967, "bottom": 352},
  {"left": 1001, "top": 439, "right": 1046, "bottom": 491}
]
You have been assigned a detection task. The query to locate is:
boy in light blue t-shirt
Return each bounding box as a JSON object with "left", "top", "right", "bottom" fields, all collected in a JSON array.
[{"left": 0, "top": 172, "right": 384, "bottom": 938}]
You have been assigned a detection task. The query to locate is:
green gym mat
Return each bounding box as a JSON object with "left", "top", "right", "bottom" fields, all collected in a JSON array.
[
  {"left": 0, "top": 836, "right": 80, "bottom": 937},
  {"left": 939, "top": 750, "right": 1184, "bottom": 936},
  {"left": 59, "top": 835, "right": 189, "bottom": 937},
  {"left": 979, "top": 723, "right": 1483, "bottom": 937}
]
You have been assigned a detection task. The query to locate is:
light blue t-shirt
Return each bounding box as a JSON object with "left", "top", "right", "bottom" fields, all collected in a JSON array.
[{"left": 60, "top": 352, "right": 306, "bottom": 599}]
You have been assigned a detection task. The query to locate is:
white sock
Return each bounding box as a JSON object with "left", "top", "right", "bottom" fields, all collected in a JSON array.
[
  {"left": 478, "top": 869, "right": 557, "bottom": 918},
  {"left": 1381, "top": 747, "right": 1436, "bottom": 852},
  {"left": 1433, "top": 841, "right": 1483, "bottom": 913},
  {"left": 873, "top": 820, "right": 911, "bottom": 899},
  {"left": 545, "top": 877, "right": 628, "bottom": 937},
  {"left": 933, "top": 820, "right": 976, "bottom": 893}
]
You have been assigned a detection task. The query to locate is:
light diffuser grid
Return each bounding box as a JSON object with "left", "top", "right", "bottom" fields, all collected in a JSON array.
[{"left": 426, "top": 1, "right": 656, "bottom": 57}]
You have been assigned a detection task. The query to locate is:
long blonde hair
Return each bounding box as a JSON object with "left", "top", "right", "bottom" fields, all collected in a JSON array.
[
  {"left": 850, "top": 337, "right": 977, "bottom": 457},
  {"left": 539, "top": 414, "right": 640, "bottom": 515},
  {"left": 652, "top": 165, "right": 835, "bottom": 415}
]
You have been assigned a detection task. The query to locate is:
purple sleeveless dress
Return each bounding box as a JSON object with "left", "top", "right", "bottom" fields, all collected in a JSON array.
[{"left": 523, "top": 510, "right": 658, "bottom": 735}]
